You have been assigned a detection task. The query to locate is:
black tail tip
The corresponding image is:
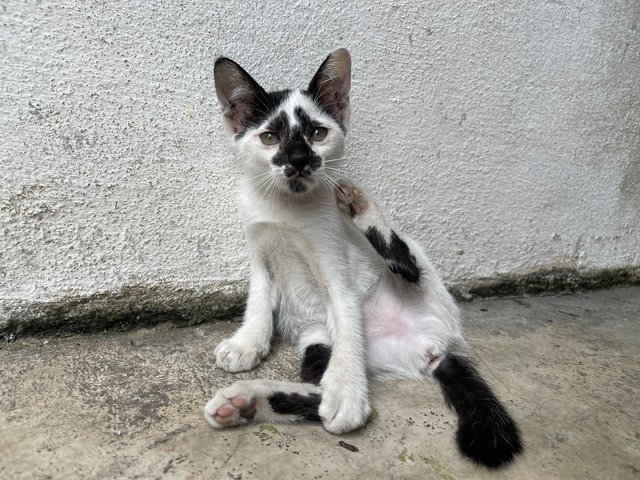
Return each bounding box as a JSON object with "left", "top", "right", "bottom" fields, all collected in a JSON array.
[{"left": 457, "top": 410, "right": 523, "bottom": 469}]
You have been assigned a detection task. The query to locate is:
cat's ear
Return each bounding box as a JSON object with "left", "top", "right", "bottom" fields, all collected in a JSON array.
[
  {"left": 214, "top": 58, "right": 265, "bottom": 134},
  {"left": 308, "top": 48, "right": 351, "bottom": 125}
]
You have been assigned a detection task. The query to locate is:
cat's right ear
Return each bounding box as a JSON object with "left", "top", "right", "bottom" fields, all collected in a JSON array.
[
  {"left": 214, "top": 58, "right": 264, "bottom": 134},
  {"left": 308, "top": 48, "right": 352, "bottom": 125}
]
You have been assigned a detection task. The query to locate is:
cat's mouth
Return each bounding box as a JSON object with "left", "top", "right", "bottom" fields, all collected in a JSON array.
[{"left": 287, "top": 175, "right": 312, "bottom": 193}]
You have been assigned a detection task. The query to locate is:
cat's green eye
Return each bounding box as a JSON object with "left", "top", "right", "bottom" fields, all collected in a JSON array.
[
  {"left": 311, "top": 127, "right": 328, "bottom": 142},
  {"left": 260, "top": 131, "right": 281, "bottom": 145}
]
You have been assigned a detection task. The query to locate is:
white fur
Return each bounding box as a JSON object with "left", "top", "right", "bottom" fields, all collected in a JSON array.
[
  {"left": 209, "top": 89, "right": 466, "bottom": 434},
  {"left": 205, "top": 379, "right": 321, "bottom": 428}
]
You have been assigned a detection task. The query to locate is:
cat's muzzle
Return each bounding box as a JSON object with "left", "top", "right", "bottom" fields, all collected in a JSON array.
[
  {"left": 285, "top": 166, "right": 314, "bottom": 193},
  {"left": 284, "top": 164, "right": 313, "bottom": 179}
]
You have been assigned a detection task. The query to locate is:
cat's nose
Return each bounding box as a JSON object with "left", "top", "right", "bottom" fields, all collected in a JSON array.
[{"left": 288, "top": 152, "right": 310, "bottom": 173}]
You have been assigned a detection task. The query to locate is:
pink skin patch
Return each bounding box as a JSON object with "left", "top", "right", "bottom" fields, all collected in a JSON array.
[{"left": 363, "top": 294, "right": 410, "bottom": 339}]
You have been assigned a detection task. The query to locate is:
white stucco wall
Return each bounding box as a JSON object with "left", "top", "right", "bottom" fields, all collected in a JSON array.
[{"left": 1, "top": 0, "right": 639, "bottom": 326}]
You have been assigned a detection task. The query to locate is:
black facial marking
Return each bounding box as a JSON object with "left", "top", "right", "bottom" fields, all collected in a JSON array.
[
  {"left": 364, "top": 227, "right": 421, "bottom": 283},
  {"left": 288, "top": 178, "right": 308, "bottom": 193},
  {"left": 266, "top": 111, "right": 290, "bottom": 137},
  {"left": 235, "top": 89, "right": 291, "bottom": 139},
  {"left": 301, "top": 344, "right": 331, "bottom": 385},
  {"left": 268, "top": 109, "right": 323, "bottom": 193},
  {"left": 268, "top": 392, "right": 322, "bottom": 422},
  {"left": 433, "top": 354, "right": 523, "bottom": 468},
  {"left": 294, "top": 106, "right": 322, "bottom": 139},
  {"left": 303, "top": 91, "right": 347, "bottom": 134}
]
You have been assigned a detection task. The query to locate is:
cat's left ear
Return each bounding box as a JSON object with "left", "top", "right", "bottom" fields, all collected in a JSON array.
[
  {"left": 214, "top": 57, "right": 265, "bottom": 134},
  {"left": 308, "top": 48, "right": 351, "bottom": 125}
]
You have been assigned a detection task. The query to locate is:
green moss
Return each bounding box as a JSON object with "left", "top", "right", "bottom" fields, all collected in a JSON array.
[
  {"left": 254, "top": 423, "right": 280, "bottom": 441},
  {"left": 396, "top": 448, "right": 415, "bottom": 463},
  {"left": 450, "top": 266, "right": 640, "bottom": 301},
  {"left": 3, "top": 265, "right": 639, "bottom": 337},
  {"left": 0, "top": 282, "right": 247, "bottom": 336},
  {"left": 258, "top": 423, "right": 279, "bottom": 434},
  {"left": 418, "top": 456, "right": 455, "bottom": 480},
  {"left": 368, "top": 408, "right": 380, "bottom": 422}
]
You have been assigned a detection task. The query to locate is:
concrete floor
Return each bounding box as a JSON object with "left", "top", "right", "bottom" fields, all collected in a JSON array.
[{"left": 1, "top": 286, "right": 639, "bottom": 480}]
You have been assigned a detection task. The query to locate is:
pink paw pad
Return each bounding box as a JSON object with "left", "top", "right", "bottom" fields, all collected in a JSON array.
[
  {"left": 213, "top": 395, "right": 257, "bottom": 426},
  {"left": 336, "top": 184, "right": 368, "bottom": 217}
]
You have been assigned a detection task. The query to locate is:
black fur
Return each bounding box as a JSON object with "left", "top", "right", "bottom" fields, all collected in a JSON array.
[
  {"left": 265, "top": 110, "right": 290, "bottom": 136},
  {"left": 433, "top": 354, "right": 523, "bottom": 469},
  {"left": 301, "top": 344, "right": 331, "bottom": 385},
  {"left": 294, "top": 106, "right": 323, "bottom": 140},
  {"left": 364, "top": 227, "right": 421, "bottom": 283},
  {"left": 288, "top": 178, "right": 308, "bottom": 193},
  {"left": 233, "top": 86, "right": 290, "bottom": 137},
  {"left": 269, "top": 110, "right": 322, "bottom": 184},
  {"left": 213, "top": 58, "right": 291, "bottom": 138},
  {"left": 268, "top": 392, "right": 322, "bottom": 422}
]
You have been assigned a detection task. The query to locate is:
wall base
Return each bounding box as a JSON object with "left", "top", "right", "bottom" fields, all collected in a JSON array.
[{"left": 2, "top": 266, "right": 639, "bottom": 337}]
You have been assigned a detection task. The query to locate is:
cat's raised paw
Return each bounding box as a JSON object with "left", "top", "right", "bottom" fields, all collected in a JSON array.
[
  {"left": 204, "top": 390, "right": 257, "bottom": 428},
  {"left": 336, "top": 182, "right": 388, "bottom": 236},
  {"left": 336, "top": 183, "right": 368, "bottom": 218},
  {"left": 215, "top": 338, "right": 266, "bottom": 372}
]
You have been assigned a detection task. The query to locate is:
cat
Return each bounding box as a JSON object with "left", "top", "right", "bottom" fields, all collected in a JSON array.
[{"left": 204, "top": 48, "right": 522, "bottom": 469}]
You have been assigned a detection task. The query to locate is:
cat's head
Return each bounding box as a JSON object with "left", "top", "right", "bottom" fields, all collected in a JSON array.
[{"left": 214, "top": 49, "right": 351, "bottom": 196}]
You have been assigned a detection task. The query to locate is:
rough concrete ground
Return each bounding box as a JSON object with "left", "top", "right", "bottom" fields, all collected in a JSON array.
[{"left": 1, "top": 286, "right": 639, "bottom": 480}]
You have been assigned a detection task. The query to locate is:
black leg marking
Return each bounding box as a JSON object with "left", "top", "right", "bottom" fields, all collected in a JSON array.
[
  {"left": 433, "top": 354, "right": 523, "bottom": 469},
  {"left": 268, "top": 392, "right": 322, "bottom": 422},
  {"left": 301, "top": 344, "right": 331, "bottom": 385},
  {"left": 364, "top": 227, "right": 421, "bottom": 283}
]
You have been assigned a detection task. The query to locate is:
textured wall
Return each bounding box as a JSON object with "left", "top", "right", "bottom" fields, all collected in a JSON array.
[{"left": 1, "top": 0, "right": 639, "bottom": 327}]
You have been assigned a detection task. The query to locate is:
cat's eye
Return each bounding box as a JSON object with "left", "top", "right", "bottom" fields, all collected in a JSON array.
[
  {"left": 260, "top": 131, "right": 281, "bottom": 145},
  {"left": 311, "top": 127, "right": 328, "bottom": 142}
]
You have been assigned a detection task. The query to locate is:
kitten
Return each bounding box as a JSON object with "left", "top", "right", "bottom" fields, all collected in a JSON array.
[{"left": 204, "top": 49, "right": 522, "bottom": 469}]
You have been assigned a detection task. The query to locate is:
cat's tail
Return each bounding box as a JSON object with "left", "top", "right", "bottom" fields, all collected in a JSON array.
[{"left": 433, "top": 353, "right": 523, "bottom": 469}]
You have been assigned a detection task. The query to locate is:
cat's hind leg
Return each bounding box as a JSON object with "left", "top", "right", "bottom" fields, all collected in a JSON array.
[
  {"left": 368, "top": 333, "right": 522, "bottom": 468},
  {"left": 206, "top": 326, "right": 333, "bottom": 429},
  {"left": 298, "top": 325, "right": 332, "bottom": 386},
  {"left": 204, "top": 380, "right": 322, "bottom": 428},
  {"left": 336, "top": 182, "right": 421, "bottom": 283}
]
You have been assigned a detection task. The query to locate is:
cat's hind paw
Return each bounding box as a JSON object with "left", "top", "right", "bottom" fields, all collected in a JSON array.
[
  {"left": 204, "top": 389, "right": 257, "bottom": 428},
  {"left": 335, "top": 182, "right": 389, "bottom": 234},
  {"left": 336, "top": 182, "right": 368, "bottom": 218},
  {"left": 215, "top": 338, "right": 266, "bottom": 372}
]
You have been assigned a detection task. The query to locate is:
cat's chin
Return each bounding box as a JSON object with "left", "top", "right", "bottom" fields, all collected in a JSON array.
[{"left": 287, "top": 177, "right": 314, "bottom": 195}]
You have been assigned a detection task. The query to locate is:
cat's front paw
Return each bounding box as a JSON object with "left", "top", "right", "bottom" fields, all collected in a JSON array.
[
  {"left": 215, "top": 338, "right": 267, "bottom": 372},
  {"left": 319, "top": 371, "right": 371, "bottom": 434}
]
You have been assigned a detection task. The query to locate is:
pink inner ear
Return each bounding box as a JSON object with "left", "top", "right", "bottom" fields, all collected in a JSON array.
[
  {"left": 226, "top": 97, "right": 254, "bottom": 134},
  {"left": 312, "top": 85, "right": 346, "bottom": 122}
]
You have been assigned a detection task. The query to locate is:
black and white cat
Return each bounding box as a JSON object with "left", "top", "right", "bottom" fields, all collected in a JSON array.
[{"left": 204, "top": 49, "right": 522, "bottom": 468}]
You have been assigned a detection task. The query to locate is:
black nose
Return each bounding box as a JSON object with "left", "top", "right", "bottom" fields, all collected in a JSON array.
[{"left": 288, "top": 151, "right": 309, "bottom": 172}]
